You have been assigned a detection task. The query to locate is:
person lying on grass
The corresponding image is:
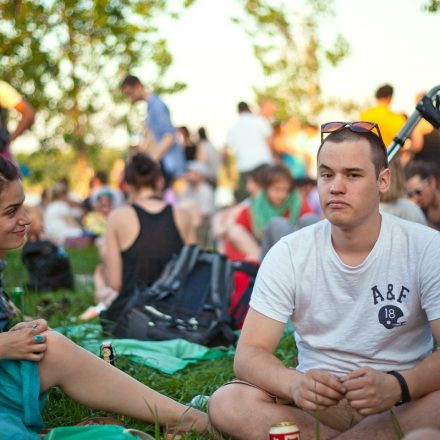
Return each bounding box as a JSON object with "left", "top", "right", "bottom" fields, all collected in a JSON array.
[
  {"left": 0, "top": 156, "right": 208, "bottom": 439},
  {"left": 209, "top": 123, "right": 440, "bottom": 439}
]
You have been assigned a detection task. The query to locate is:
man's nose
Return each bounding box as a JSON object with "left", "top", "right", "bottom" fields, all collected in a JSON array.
[{"left": 330, "top": 175, "right": 345, "bottom": 193}]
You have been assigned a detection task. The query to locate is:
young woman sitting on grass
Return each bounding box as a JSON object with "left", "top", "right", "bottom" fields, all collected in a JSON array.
[
  {"left": 0, "top": 157, "right": 208, "bottom": 439},
  {"left": 101, "top": 152, "right": 195, "bottom": 331},
  {"left": 226, "top": 164, "right": 315, "bottom": 261}
]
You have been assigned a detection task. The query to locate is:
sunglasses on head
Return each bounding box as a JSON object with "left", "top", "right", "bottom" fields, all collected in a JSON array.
[
  {"left": 405, "top": 178, "right": 429, "bottom": 198},
  {"left": 320, "top": 121, "right": 383, "bottom": 143}
]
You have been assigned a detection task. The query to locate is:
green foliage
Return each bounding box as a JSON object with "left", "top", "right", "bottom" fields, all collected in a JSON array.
[
  {"left": 0, "top": 0, "right": 190, "bottom": 155},
  {"left": 423, "top": 0, "right": 440, "bottom": 12},
  {"left": 236, "top": 0, "right": 351, "bottom": 121},
  {"left": 17, "top": 147, "right": 123, "bottom": 188}
]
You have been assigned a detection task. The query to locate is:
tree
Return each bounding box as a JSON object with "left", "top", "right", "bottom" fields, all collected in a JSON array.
[
  {"left": 0, "top": 0, "right": 187, "bottom": 157},
  {"left": 423, "top": 0, "right": 440, "bottom": 12},
  {"left": 235, "top": 0, "right": 351, "bottom": 121}
]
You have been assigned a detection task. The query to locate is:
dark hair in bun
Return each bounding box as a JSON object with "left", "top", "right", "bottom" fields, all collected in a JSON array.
[
  {"left": 124, "top": 153, "right": 161, "bottom": 190},
  {"left": 0, "top": 156, "right": 20, "bottom": 198}
]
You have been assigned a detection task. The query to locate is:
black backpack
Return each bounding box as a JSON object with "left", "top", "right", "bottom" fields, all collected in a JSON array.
[
  {"left": 110, "top": 245, "right": 238, "bottom": 347},
  {"left": 21, "top": 240, "right": 74, "bottom": 291}
]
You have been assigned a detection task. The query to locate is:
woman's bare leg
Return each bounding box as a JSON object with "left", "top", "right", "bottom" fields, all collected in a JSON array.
[{"left": 38, "top": 331, "right": 208, "bottom": 433}]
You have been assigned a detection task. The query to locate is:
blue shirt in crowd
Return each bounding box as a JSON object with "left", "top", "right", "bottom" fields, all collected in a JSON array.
[{"left": 146, "top": 93, "right": 185, "bottom": 179}]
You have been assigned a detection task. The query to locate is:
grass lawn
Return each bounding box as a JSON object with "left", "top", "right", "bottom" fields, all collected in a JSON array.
[{"left": 4, "top": 245, "right": 298, "bottom": 439}]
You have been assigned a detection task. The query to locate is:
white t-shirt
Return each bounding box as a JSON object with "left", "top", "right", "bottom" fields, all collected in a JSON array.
[
  {"left": 225, "top": 113, "right": 273, "bottom": 172},
  {"left": 250, "top": 213, "right": 440, "bottom": 376},
  {"left": 380, "top": 198, "right": 427, "bottom": 226},
  {"left": 44, "top": 200, "right": 83, "bottom": 245}
]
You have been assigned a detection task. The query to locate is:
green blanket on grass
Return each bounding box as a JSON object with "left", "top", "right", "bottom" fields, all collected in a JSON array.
[
  {"left": 44, "top": 425, "right": 141, "bottom": 439},
  {"left": 55, "top": 324, "right": 234, "bottom": 375}
]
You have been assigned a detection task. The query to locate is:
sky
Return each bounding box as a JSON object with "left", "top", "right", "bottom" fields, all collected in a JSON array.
[
  {"left": 148, "top": 0, "right": 440, "bottom": 147},
  {"left": 13, "top": 0, "right": 440, "bottom": 151}
]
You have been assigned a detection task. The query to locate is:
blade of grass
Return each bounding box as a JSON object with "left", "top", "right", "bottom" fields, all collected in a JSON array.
[
  {"left": 314, "top": 380, "right": 320, "bottom": 440},
  {"left": 390, "top": 409, "right": 404, "bottom": 440}
]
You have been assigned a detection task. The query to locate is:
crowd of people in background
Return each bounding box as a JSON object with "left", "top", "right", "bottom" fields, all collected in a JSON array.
[
  {"left": 6, "top": 79, "right": 438, "bottom": 322},
  {"left": 2, "top": 74, "right": 440, "bottom": 439}
]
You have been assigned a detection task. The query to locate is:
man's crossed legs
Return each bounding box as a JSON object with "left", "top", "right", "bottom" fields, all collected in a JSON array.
[{"left": 208, "top": 381, "right": 440, "bottom": 440}]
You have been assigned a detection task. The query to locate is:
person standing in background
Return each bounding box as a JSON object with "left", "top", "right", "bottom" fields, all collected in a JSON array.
[
  {"left": 225, "top": 101, "right": 273, "bottom": 202},
  {"left": 0, "top": 80, "right": 35, "bottom": 163},
  {"left": 178, "top": 126, "right": 198, "bottom": 162},
  {"left": 196, "top": 127, "right": 220, "bottom": 187},
  {"left": 120, "top": 75, "right": 185, "bottom": 186},
  {"left": 360, "top": 84, "right": 405, "bottom": 147}
]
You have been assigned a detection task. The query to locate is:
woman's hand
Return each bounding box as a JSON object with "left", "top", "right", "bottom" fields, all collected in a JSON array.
[
  {"left": 0, "top": 323, "right": 48, "bottom": 361},
  {"left": 9, "top": 319, "right": 49, "bottom": 333}
]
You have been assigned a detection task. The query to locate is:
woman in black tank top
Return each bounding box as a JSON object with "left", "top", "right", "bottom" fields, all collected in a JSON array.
[{"left": 102, "top": 153, "right": 194, "bottom": 323}]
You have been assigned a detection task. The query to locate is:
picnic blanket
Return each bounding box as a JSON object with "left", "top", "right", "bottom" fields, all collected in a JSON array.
[
  {"left": 43, "top": 425, "right": 141, "bottom": 439},
  {"left": 55, "top": 324, "right": 234, "bottom": 375}
]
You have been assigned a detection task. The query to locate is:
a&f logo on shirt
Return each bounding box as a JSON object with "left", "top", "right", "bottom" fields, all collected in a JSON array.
[{"left": 371, "top": 284, "right": 408, "bottom": 329}]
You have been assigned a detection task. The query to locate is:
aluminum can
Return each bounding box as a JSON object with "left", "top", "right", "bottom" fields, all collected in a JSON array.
[
  {"left": 100, "top": 342, "right": 115, "bottom": 366},
  {"left": 12, "top": 286, "right": 24, "bottom": 312},
  {"left": 269, "top": 422, "right": 300, "bottom": 440}
]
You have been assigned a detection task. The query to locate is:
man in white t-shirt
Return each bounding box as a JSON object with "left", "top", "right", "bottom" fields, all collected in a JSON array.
[
  {"left": 209, "top": 123, "right": 440, "bottom": 439},
  {"left": 225, "top": 101, "right": 273, "bottom": 202}
]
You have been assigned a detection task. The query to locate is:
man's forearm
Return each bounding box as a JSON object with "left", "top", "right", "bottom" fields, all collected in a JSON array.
[
  {"left": 155, "top": 133, "right": 174, "bottom": 160},
  {"left": 402, "top": 350, "right": 440, "bottom": 400},
  {"left": 234, "top": 344, "right": 302, "bottom": 400},
  {"left": 10, "top": 100, "right": 35, "bottom": 142},
  {"left": 10, "top": 116, "right": 34, "bottom": 142}
]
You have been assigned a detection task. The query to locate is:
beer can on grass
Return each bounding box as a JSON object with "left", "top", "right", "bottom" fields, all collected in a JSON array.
[
  {"left": 100, "top": 342, "right": 115, "bottom": 366},
  {"left": 12, "top": 286, "right": 25, "bottom": 313},
  {"left": 269, "top": 422, "right": 300, "bottom": 440}
]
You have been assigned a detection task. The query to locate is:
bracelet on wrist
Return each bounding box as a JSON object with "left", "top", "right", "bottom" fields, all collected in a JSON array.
[{"left": 387, "top": 370, "right": 411, "bottom": 406}]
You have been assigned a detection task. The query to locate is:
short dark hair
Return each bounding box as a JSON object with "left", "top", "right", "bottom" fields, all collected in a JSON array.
[
  {"left": 263, "top": 164, "right": 295, "bottom": 191},
  {"left": 318, "top": 128, "right": 388, "bottom": 178},
  {"left": 0, "top": 157, "right": 20, "bottom": 198},
  {"left": 375, "top": 84, "right": 393, "bottom": 100},
  {"left": 95, "top": 170, "right": 108, "bottom": 185},
  {"left": 120, "top": 75, "right": 142, "bottom": 89},
  {"left": 179, "top": 126, "right": 190, "bottom": 138},
  {"left": 405, "top": 161, "right": 439, "bottom": 186},
  {"left": 247, "top": 163, "right": 271, "bottom": 187},
  {"left": 124, "top": 152, "right": 161, "bottom": 190},
  {"left": 197, "top": 127, "right": 208, "bottom": 141},
  {"left": 238, "top": 101, "right": 250, "bottom": 113}
]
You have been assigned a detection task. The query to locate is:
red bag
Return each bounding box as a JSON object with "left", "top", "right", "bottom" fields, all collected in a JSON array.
[{"left": 228, "top": 260, "right": 259, "bottom": 329}]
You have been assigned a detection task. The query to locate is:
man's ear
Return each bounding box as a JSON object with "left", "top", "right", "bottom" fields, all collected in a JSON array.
[
  {"left": 378, "top": 167, "right": 391, "bottom": 194},
  {"left": 428, "top": 175, "right": 437, "bottom": 189}
]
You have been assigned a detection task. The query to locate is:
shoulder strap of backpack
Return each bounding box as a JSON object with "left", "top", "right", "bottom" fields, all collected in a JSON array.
[
  {"left": 230, "top": 260, "right": 260, "bottom": 277},
  {"left": 150, "top": 245, "right": 200, "bottom": 298},
  {"left": 209, "top": 252, "right": 236, "bottom": 344}
]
